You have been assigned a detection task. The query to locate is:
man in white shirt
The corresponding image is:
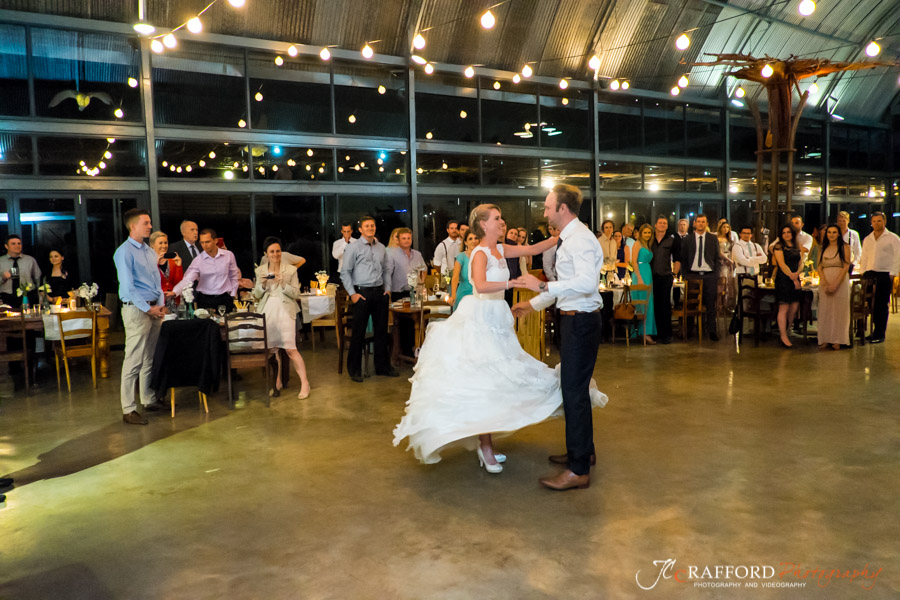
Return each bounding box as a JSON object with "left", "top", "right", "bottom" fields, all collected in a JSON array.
[
  {"left": 680, "top": 214, "right": 721, "bottom": 341},
  {"left": 331, "top": 222, "right": 356, "bottom": 273},
  {"left": 837, "top": 211, "right": 862, "bottom": 270},
  {"left": 542, "top": 225, "right": 560, "bottom": 281},
  {"left": 791, "top": 214, "right": 813, "bottom": 253},
  {"left": 514, "top": 184, "right": 604, "bottom": 492},
  {"left": 732, "top": 226, "right": 768, "bottom": 276},
  {"left": 432, "top": 220, "right": 461, "bottom": 275},
  {"left": 859, "top": 212, "right": 900, "bottom": 343}
]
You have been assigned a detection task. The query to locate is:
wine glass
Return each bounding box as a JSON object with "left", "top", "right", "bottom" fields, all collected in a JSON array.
[{"left": 217, "top": 305, "right": 227, "bottom": 319}]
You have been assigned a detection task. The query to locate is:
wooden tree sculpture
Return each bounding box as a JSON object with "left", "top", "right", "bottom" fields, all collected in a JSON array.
[{"left": 694, "top": 53, "right": 894, "bottom": 240}]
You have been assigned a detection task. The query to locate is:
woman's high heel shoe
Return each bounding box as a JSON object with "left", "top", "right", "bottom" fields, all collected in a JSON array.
[
  {"left": 477, "top": 446, "right": 503, "bottom": 473},
  {"left": 298, "top": 387, "right": 310, "bottom": 400}
]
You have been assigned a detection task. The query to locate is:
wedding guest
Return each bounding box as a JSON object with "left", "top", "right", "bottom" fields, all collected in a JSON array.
[
  {"left": 816, "top": 225, "right": 851, "bottom": 350},
  {"left": 173, "top": 229, "right": 240, "bottom": 313},
  {"left": 458, "top": 222, "right": 469, "bottom": 241},
  {"left": 613, "top": 231, "right": 629, "bottom": 279},
  {"left": 733, "top": 226, "right": 767, "bottom": 276},
  {"left": 449, "top": 230, "right": 480, "bottom": 309},
  {"left": 621, "top": 223, "right": 635, "bottom": 249},
  {"left": 681, "top": 214, "right": 721, "bottom": 341},
  {"left": 432, "top": 220, "right": 462, "bottom": 276},
  {"left": 113, "top": 209, "right": 167, "bottom": 425},
  {"left": 332, "top": 221, "right": 356, "bottom": 273},
  {"left": 772, "top": 224, "right": 803, "bottom": 348},
  {"left": 45, "top": 249, "right": 73, "bottom": 299},
  {"left": 542, "top": 225, "right": 560, "bottom": 282},
  {"left": 149, "top": 231, "right": 183, "bottom": 296},
  {"left": 807, "top": 223, "right": 826, "bottom": 267},
  {"left": 717, "top": 218, "right": 739, "bottom": 244},
  {"left": 252, "top": 237, "right": 310, "bottom": 399},
  {"left": 504, "top": 226, "right": 522, "bottom": 305},
  {"left": 717, "top": 221, "right": 736, "bottom": 310},
  {"left": 676, "top": 218, "right": 690, "bottom": 239},
  {"left": 517, "top": 227, "right": 533, "bottom": 270},
  {"left": 340, "top": 215, "right": 397, "bottom": 382},
  {"left": 837, "top": 211, "right": 862, "bottom": 270},
  {"left": 859, "top": 212, "right": 900, "bottom": 344},
  {"left": 169, "top": 220, "right": 202, "bottom": 271},
  {"left": 791, "top": 214, "right": 813, "bottom": 253},
  {"left": 650, "top": 215, "right": 681, "bottom": 344},
  {"left": 385, "top": 228, "right": 426, "bottom": 357},
  {"left": 1, "top": 234, "right": 41, "bottom": 308},
  {"left": 630, "top": 224, "right": 656, "bottom": 344},
  {"left": 597, "top": 220, "right": 617, "bottom": 266},
  {"left": 387, "top": 228, "right": 402, "bottom": 249}
]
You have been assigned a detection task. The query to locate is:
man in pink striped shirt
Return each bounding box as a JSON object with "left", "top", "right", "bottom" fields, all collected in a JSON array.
[{"left": 173, "top": 228, "right": 240, "bottom": 313}]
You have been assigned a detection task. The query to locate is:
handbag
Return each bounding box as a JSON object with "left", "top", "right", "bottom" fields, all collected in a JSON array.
[{"left": 613, "top": 289, "right": 636, "bottom": 321}]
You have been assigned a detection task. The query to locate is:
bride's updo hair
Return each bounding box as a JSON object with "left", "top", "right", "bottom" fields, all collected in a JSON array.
[{"left": 469, "top": 203, "right": 500, "bottom": 238}]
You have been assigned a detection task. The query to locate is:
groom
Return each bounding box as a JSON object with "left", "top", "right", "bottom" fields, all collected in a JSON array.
[{"left": 513, "top": 184, "right": 604, "bottom": 491}]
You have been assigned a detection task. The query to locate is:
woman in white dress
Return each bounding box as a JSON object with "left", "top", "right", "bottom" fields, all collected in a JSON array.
[
  {"left": 252, "top": 237, "right": 310, "bottom": 399},
  {"left": 393, "top": 204, "right": 608, "bottom": 473}
]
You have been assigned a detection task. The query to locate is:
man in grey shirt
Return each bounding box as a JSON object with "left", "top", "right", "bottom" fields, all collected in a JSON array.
[
  {"left": 1, "top": 234, "right": 42, "bottom": 308},
  {"left": 340, "top": 216, "right": 398, "bottom": 382},
  {"left": 385, "top": 228, "right": 426, "bottom": 358}
]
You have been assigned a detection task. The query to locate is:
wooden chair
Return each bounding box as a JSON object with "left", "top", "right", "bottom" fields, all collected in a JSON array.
[
  {"left": 335, "top": 290, "right": 373, "bottom": 376},
  {"left": 0, "top": 312, "right": 30, "bottom": 395},
  {"left": 848, "top": 278, "right": 874, "bottom": 347},
  {"left": 225, "top": 312, "right": 277, "bottom": 408},
  {"left": 736, "top": 275, "right": 776, "bottom": 346},
  {"left": 612, "top": 284, "right": 650, "bottom": 346},
  {"left": 512, "top": 288, "right": 545, "bottom": 360},
  {"left": 310, "top": 294, "right": 340, "bottom": 351},
  {"left": 672, "top": 278, "right": 705, "bottom": 342},
  {"left": 54, "top": 310, "right": 97, "bottom": 392}
]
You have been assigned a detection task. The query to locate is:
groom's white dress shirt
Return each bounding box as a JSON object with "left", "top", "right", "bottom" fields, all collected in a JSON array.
[
  {"left": 733, "top": 240, "right": 768, "bottom": 275},
  {"left": 530, "top": 219, "right": 603, "bottom": 312}
]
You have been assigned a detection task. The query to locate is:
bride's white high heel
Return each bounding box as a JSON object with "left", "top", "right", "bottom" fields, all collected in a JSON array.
[{"left": 477, "top": 446, "right": 503, "bottom": 474}]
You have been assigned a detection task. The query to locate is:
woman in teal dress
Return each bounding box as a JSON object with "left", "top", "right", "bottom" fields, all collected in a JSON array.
[
  {"left": 629, "top": 223, "right": 657, "bottom": 344},
  {"left": 449, "top": 230, "right": 480, "bottom": 311}
]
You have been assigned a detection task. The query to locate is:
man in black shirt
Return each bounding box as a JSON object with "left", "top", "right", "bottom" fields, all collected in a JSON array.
[{"left": 649, "top": 215, "right": 681, "bottom": 344}]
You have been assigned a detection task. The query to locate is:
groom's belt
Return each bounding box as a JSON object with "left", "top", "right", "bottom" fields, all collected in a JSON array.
[{"left": 559, "top": 307, "right": 601, "bottom": 316}]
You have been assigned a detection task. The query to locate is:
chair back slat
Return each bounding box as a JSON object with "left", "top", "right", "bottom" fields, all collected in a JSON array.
[
  {"left": 225, "top": 312, "right": 268, "bottom": 353},
  {"left": 56, "top": 310, "right": 97, "bottom": 353}
]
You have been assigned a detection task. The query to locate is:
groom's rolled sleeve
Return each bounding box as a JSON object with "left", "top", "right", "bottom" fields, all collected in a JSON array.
[{"left": 530, "top": 236, "right": 600, "bottom": 312}]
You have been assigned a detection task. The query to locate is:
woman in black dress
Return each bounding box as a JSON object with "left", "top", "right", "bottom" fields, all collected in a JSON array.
[
  {"left": 772, "top": 224, "right": 803, "bottom": 348},
  {"left": 45, "top": 249, "right": 73, "bottom": 300}
]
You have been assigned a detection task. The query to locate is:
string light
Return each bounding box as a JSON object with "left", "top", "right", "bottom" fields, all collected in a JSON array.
[
  {"left": 199, "top": 160, "right": 206, "bottom": 167},
  {"left": 425, "top": 132, "right": 433, "bottom": 139},
  {"left": 808, "top": 82, "right": 819, "bottom": 95},
  {"left": 561, "top": 98, "right": 568, "bottom": 105},
  {"left": 416, "top": 167, "right": 423, "bottom": 174},
  {"left": 362, "top": 44, "right": 374, "bottom": 59},
  {"left": 464, "top": 66, "right": 475, "bottom": 78},
  {"left": 480, "top": 10, "right": 496, "bottom": 29},
  {"left": 288, "top": 44, "right": 298, "bottom": 57},
  {"left": 133, "top": 23, "right": 156, "bottom": 36},
  {"left": 621, "top": 81, "right": 630, "bottom": 89},
  {"left": 274, "top": 55, "right": 284, "bottom": 66},
  {"left": 348, "top": 114, "right": 356, "bottom": 123},
  {"left": 512, "top": 74, "right": 520, "bottom": 84},
  {"left": 307, "top": 149, "right": 314, "bottom": 156},
  {"left": 675, "top": 33, "right": 690, "bottom": 50},
  {"left": 104, "top": 151, "right": 112, "bottom": 159},
  {"left": 678, "top": 75, "right": 689, "bottom": 88},
  {"left": 559, "top": 78, "right": 568, "bottom": 89},
  {"left": 459, "top": 110, "right": 467, "bottom": 118},
  {"left": 610, "top": 79, "right": 620, "bottom": 91},
  {"left": 161, "top": 161, "right": 168, "bottom": 167},
  {"left": 493, "top": 81, "right": 501, "bottom": 90},
  {"left": 114, "top": 108, "right": 124, "bottom": 118},
  {"left": 162, "top": 33, "right": 177, "bottom": 49},
  {"left": 169, "top": 165, "right": 176, "bottom": 171},
  {"left": 442, "top": 162, "right": 448, "bottom": 169},
  {"left": 670, "top": 86, "right": 680, "bottom": 96},
  {"left": 865, "top": 41, "right": 880, "bottom": 56},
  {"left": 521, "top": 64, "right": 533, "bottom": 78},
  {"left": 319, "top": 47, "right": 331, "bottom": 61},
  {"left": 185, "top": 165, "right": 192, "bottom": 172},
  {"left": 254, "top": 91, "right": 263, "bottom": 101},
  {"left": 271, "top": 165, "right": 278, "bottom": 172},
  {"left": 175, "top": 166, "right": 181, "bottom": 173},
  {"left": 187, "top": 17, "right": 203, "bottom": 34},
  {"left": 127, "top": 77, "right": 138, "bottom": 88},
  {"left": 209, "top": 151, "right": 216, "bottom": 158},
  {"left": 424, "top": 63, "right": 434, "bottom": 74},
  {"left": 761, "top": 64, "right": 774, "bottom": 78},
  {"left": 735, "top": 86, "right": 746, "bottom": 98},
  {"left": 798, "top": 0, "right": 816, "bottom": 16},
  {"left": 413, "top": 34, "right": 426, "bottom": 50},
  {"left": 238, "top": 119, "right": 246, "bottom": 128},
  {"left": 224, "top": 171, "right": 234, "bottom": 179},
  {"left": 378, "top": 85, "right": 386, "bottom": 94},
  {"left": 395, "top": 168, "right": 401, "bottom": 174},
  {"left": 588, "top": 55, "right": 600, "bottom": 70},
  {"left": 411, "top": 55, "right": 427, "bottom": 65},
  {"left": 151, "top": 39, "right": 164, "bottom": 53}
]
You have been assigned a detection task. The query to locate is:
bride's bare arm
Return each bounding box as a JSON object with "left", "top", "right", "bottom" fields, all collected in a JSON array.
[
  {"left": 471, "top": 249, "right": 515, "bottom": 294},
  {"left": 503, "top": 236, "right": 557, "bottom": 258}
]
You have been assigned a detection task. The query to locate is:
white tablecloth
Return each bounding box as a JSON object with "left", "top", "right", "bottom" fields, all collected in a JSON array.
[
  {"left": 299, "top": 294, "right": 335, "bottom": 323},
  {"left": 42, "top": 314, "right": 91, "bottom": 341}
]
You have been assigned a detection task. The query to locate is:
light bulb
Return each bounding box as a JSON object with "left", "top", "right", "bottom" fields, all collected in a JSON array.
[
  {"left": 169, "top": 165, "right": 176, "bottom": 171},
  {"left": 413, "top": 34, "right": 426, "bottom": 50},
  {"left": 133, "top": 22, "right": 156, "bottom": 36},
  {"left": 865, "top": 41, "right": 880, "bottom": 56},
  {"left": 621, "top": 81, "right": 630, "bottom": 90},
  {"left": 442, "top": 162, "right": 448, "bottom": 170},
  {"left": 808, "top": 82, "right": 819, "bottom": 95},
  {"left": 271, "top": 165, "right": 278, "bottom": 172},
  {"left": 274, "top": 55, "right": 284, "bottom": 66},
  {"left": 377, "top": 158, "right": 383, "bottom": 165},
  {"left": 227, "top": 0, "right": 245, "bottom": 7},
  {"left": 185, "top": 165, "right": 192, "bottom": 172},
  {"left": 379, "top": 166, "right": 384, "bottom": 172},
  {"left": 459, "top": 110, "right": 467, "bottom": 119},
  {"left": 319, "top": 47, "right": 331, "bottom": 61},
  {"left": 187, "top": 17, "right": 202, "bottom": 34},
  {"left": 163, "top": 33, "right": 177, "bottom": 49},
  {"left": 233, "top": 162, "right": 239, "bottom": 168},
  {"left": 464, "top": 66, "right": 475, "bottom": 78},
  {"left": 127, "top": 77, "right": 138, "bottom": 88},
  {"left": 208, "top": 151, "right": 216, "bottom": 158},
  {"left": 670, "top": 86, "right": 680, "bottom": 96},
  {"left": 493, "top": 81, "right": 501, "bottom": 90},
  {"left": 378, "top": 85, "right": 386, "bottom": 94},
  {"left": 425, "top": 132, "right": 433, "bottom": 140},
  {"left": 224, "top": 171, "right": 234, "bottom": 179},
  {"left": 238, "top": 119, "right": 246, "bottom": 128},
  {"left": 588, "top": 55, "right": 600, "bottom": 70},
  {"left": 288, "top": 45, "right": 298, "bottom": 57},
  {"left": 512, "top": 74, "right": 520, "bottom": 84},
  {"left": 798, "top": 0, "right": 816, "bottom": 16},
  {"left": 175, "top": 166, "right": 182, "bottom": 173},
  {"left": 255, "top": 91, "right": 263, "bottom": 102},
  {"left": 675, "top": 33, "right": 690, "bottom": 50},
  {"left": 678, "top": 75, "right": 689, "bottom": 88},
  {"left": 411, "top": 55, "right": 427, "bottom": 65},
  {"left": 480, "top": 9, "right": 495, "bottom": 29},
  {"left": 416, "top": 167, "right": 423, "bottom": 174},
  {"left": 114, "top": 108, "right": 124, "bottom": 118},
  {"left": 761, "top": 64, "right": 774, "bottom": 78},
  {"left": 150, "top": 39, "right": 164, "bottom": 53},
  {"left": 735, "top": 86, "right": 746, "bottom": 98},
  {"left": 348, "top": 114, "right": 356, "bottom": 123},
  {"left": 424, "top": 63, "right": 434, "bottom": 74},
  {"left": 559, "top": 79, "right": 568, "bottom": 89},
  {"left": 307, "top": 149, "right": 314, "bottom": 156},
  {"left": 561, "top": 98, "right": 568, "bottom": 105},
  {"left": 522, "top": 64, "right": 533, "bottom": 78},
  {"left": 104, "top": 151, "right": 112, "bottom": 159},
  {"left": 319, "top": 167, "right": 325, "bottom": 173},
  {"left": 610, "top": 79, "right": 620, "bottom": 91},
  {"left": 198, "top": 160, "right": 206, "bottom": 167},
  {"left": 362, "top": 44, "right": 374, "bottom": 59},
  {"left": 338, "top": 167, "right": 344, "bottom": 173}
]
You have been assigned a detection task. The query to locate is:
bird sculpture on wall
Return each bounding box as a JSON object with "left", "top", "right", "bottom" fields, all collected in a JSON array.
[{"left": 48, "top": 90, "right": 113, "bottom": 111}]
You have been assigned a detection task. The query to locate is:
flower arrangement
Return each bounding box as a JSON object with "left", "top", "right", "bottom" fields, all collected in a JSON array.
[
  {"left": 406, "top": 271, "right": 419, "bottom": 289},
  {"left": 77, "top": 282, "right": 99, "bottom": 300},
  {"left": 182, "top": 287, "right": 195, "bottom": 304},
  {"left": 16, "top": 282, "right": 33, "bottom": 297},
  {"left": 315, "top": 270, "right": 329, "bottom": 288},
  {"left": 37, "top": 283, "right": 51, "bottom": 294}
]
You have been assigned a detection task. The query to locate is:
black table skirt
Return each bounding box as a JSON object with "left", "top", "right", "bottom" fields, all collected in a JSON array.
[{"left": 150, "top": 318, "right": 223, "bottom": 395}]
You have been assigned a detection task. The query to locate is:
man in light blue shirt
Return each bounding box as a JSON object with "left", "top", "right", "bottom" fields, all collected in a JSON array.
[{"left": 113, "top": 209, "right": 166, "bottom": 424}]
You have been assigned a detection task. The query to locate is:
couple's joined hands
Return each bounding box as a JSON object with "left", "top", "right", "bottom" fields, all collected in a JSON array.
[{"left": 508, "top": 273, "right": 544, "bottom": 292}]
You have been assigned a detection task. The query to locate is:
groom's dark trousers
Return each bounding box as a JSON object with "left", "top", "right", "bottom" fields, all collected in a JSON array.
[{"left": 558, "top": 310, "right": 603, "bottom": 476}]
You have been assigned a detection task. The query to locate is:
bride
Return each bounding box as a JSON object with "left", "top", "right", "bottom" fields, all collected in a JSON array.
[{"left": 393, "top": 204, "right": 607, "bottom": 473}]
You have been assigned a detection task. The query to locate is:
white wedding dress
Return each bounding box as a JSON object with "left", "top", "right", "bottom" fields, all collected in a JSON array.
[{"left": 393, "top": 244, "right": 608, "bottom": 464}]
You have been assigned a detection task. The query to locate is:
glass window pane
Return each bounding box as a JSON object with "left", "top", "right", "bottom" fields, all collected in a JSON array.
[
  {"left": 867, "top": 177, "right": 886, "bottom": 199},
  {"left": 869, "top": 130, "right": 887, "bottom": 171},
  {"left": 38, "top": 136, "right": 145, "bottom": 177},
  {"left": 0, "top": 134, "right": 34, "bottom": 175},
  {"left": 847, "top": 177, "right": 867, "bottom": 198},
  {"left": 482, "top": 156, "right": 539, "bottom": 186},
  {"left": 793, "top": 172, "right": 822, "bottom": 198},
  {"left": 20, "top": 197, "right": 80, "bottom": 287},
  {"left": 336, "top": 149, "right": 406, "bottom": 183},
  {"left": 159, "top": 194, "right": 254, "bottom": 274},
  {"left": 416, "top": 153, "right": 479, "bottom": 185},
  {"left": 539, "top": 87, "right": 590, "bottom": 150},
  {"left": 686, "top": 167, "right": 720, "bottom": 192},
  {"left": 645, "top": 165, "right": 684, "bottom": 191},
  {"left": 0, "top": 24, "right": 28, "bottom": 116},
  {"left": 728, "top": 168, "right": 758, "bottom": 194},
  {"left": 685, "top": 105, "right": 721, "bottom": 159},
  {"left": 153, "top": 42, "right": 246, "bottom": 128},
  {"left": 255, "top": 194, "right": 328, "bottom": 283},
  {"left": 729, "top": 114, "right": 758, "bottom": 163},
  {"left": 155, "top": 140, "right": 249, "bottom": 179},
  {"left": 598, "top": 96, "right": 641, "bottom": 154},
  {"left": 33, "top": 28, "right": 140, "bottom": 122},
  {"left": 643, "top": 100, "right": 683, "bottom": 157},
  {"left": 418, "top": 197, "right": 470, "bottom": 261},
  {"left": 416, "top": 74, "right": 478, "bottom": 142},
  {"left": 249, "top": 51, "right": 331, "bottom": 133},
  {"left": 337, "top": 195, "right": 411, "bottom": 246},
  {"left": 334, "top": 61, "right": 407, "bottom": 138},
  {"left": 795, "top": 121, "right": 822, "bottom": 167},
  {"left": 729, "top": 198, "right": 754, "bottom": 231},
  {"left": 540, "top": 158, "right": 591, "bottom": 189},
  {"left": 86, "top": 197, "right": 138, "bottom": 297},
  {"left": 598, "top": 161, "right": 641, "bottom": 190},
  {"left": 480, "top": 79, "right": 537, "bottom": 146},
  {"left": 829, "top": 125, "right": 848, "bottom": 169},
  {"left": 252, "top": 145, "right": 333, "bottom": 181}
]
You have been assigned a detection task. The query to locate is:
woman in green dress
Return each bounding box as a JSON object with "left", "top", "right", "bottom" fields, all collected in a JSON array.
[
  {"left": 448, "top": 230, "right": 480, "bottom": 311},
  {"left": 629, "top": 223, "right": 657, "bottom": 344}
]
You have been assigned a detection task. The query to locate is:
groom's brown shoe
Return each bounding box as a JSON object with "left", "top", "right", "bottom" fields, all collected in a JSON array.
[
  {"left": 539, "top": 470, "right": 590, "bottom": 491},
  {"left": 548, "top": 453, "right": 596, "bottom": 466}
]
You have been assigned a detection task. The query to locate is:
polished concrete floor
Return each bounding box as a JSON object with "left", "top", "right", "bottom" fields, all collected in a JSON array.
[{"left": 1, "top": 324, "right": 899, "bottom": 599}]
